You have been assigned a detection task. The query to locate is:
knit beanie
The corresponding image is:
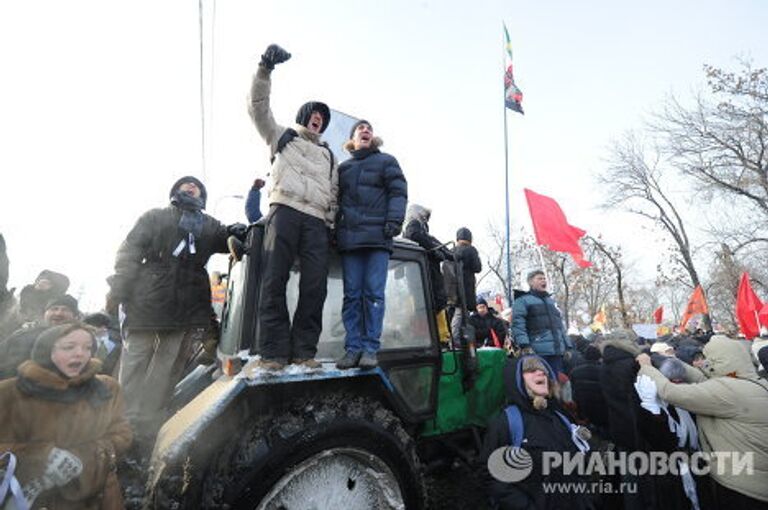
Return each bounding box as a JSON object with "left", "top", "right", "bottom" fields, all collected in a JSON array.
[
  {"left": 169, "top": 176, "right": 208, "bottom": 206},
  {"left": 45, "top": 294, "right": 79, "bottom": 315},
  {"left": 456, "top": 227, "right": 472, "bottom": 243},
  {"left": 31, "top": 323, "right": 96, "bottom": 370},
  {"left": 476, "top": 296, "right": 488, "bottom": 307},
  {"left": 296, "top": 101, "right": 331, "bottom": 133},
  {"left": 349, "top": 119, "right": 372, "bottom": 139}
]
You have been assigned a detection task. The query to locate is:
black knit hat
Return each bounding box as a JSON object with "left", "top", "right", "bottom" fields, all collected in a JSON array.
[
  {"left": 349, "top": 119, "right": 372, "bottom": 139},
  {"left": 45, "top": 294, "right": 79, "bottom": 315},
  {"left": 456, "top": 227, "right": 472, "bottom": 242},
  {"left": 31, "top": 322, "right": 96, "bottom": 370},
  {"left": 169, "top": 176, "right": 208, "bottom": 206},
  {"left": 296, "top": 101, "right": 331, "bottom": 133}
]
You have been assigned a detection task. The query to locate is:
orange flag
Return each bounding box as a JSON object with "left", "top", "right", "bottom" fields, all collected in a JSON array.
[{"left": 680, "top": 285, "right": 708, "bottom": 329}]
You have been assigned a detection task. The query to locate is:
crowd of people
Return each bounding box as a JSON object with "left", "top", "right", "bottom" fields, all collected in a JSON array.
[{"left": 0, "top": 42, "right": 766, "bottom": 510}]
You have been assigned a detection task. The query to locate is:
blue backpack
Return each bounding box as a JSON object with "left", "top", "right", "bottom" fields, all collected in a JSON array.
[{"left": 504, "top": 405, "right": 574, "bottom": 447}]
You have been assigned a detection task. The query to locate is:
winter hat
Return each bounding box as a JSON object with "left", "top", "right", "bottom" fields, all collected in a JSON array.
[
  {"left": 521, "top": 355, "right": 550, "bottom": 374},
  {"left": 169, "top": 176, "right": 208, "bottom": 206},
  {"left": 476, "top": 296, "right": 488, "bottom": 307},
  {"left": 348, "top": 119, "right": 372, "bottom": 139},
  {"left": 296, "top": 101, "right": 331, "bottom": 133},
  {"left": 45, "top": 294, "right": 79, "bottom": 315},
  {"left": 83, "top": 312, "right": 112, "bottom": 329},
  {"left": 35, "top": 270, "right": 70, "bottom": 293},
  {"left": 31, "top": 322, "right": 96, "bottom": 370},
  {"left": 456, "top": 227, "right": 472, "bottom": 243},
  {"left": 650, "top": 342, "right": 674, "bottom": 355}
]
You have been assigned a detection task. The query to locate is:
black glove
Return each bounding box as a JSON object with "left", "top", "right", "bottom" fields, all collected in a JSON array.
[
  {"left": 260, "top": 44, "right": 291, "bottom": 70},
  {"left": 253, "top": 178, "right": 266, "bottom": 190},
  {"left": 227, "top": 223, "right": 248, "bottom": 240},
  {"left": 383, "top": 222, "right": 402, "bottom": 238}
]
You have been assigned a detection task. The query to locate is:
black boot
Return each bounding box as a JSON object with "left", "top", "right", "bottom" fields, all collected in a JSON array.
[{"left": 336, "top": 351, "right": 361, "bottom": 370}]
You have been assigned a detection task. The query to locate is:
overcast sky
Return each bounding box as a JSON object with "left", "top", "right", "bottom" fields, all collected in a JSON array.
[{"left": 1, "top": 0, "right": 766, "bottom": 312}]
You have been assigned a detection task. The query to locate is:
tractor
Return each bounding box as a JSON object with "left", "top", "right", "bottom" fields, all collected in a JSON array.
[{"left": 143, "top": 221, "right": 509, "bottom": 509}]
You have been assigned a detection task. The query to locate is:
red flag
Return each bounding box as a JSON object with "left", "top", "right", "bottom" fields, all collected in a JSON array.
[
  {"left": 653, "top": 306, "right": 663, "bottom": 324},
  {"left": 736, "top": 272, "right": 763, "bottom": 340},
  {"left": 679, "top": 285, "right": 708, "bottom": 329},
  {"left": 524, "top": 188, "right": 591, "bottom": 267}
]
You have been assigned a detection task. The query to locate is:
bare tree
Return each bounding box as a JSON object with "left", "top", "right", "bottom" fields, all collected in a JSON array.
[
  {"left": 584, "top": 235, "right": 630, "bottom": 327},
  {"left": 599, "top": 133, "right": 711, "bottom": 329},
  {"left": 654, "top": 61, "right": 768, "bottom": 217}
]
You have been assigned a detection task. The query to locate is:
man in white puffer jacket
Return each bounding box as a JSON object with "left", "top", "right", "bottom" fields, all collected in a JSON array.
[{"left": 248, "top": 43, "right": 338, "bottom": 371}]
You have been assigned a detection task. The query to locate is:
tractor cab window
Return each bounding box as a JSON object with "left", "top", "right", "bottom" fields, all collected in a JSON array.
[{"left": 285, "top": 253, "right": 432, "bottom": 360}]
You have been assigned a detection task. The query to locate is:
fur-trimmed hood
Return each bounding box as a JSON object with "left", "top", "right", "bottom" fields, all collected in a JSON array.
[{"left": 343, "top": 136, "right": 383, "bottom": 153}]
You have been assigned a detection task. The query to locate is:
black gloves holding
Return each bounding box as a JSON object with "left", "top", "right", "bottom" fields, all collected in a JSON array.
[
  {"left": 228, "top": 223, "right": 248, "bottom": 240},
  {"left": 383, "top": 222, "right": 402, "bottom": 238},
  {"left": 260, "top": 44, "right": 291, "bottom": 70}
]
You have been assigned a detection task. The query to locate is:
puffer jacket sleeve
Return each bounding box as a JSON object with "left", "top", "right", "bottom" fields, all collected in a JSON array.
[
  {"left": 639, "top": 364, "right": 738, "bottom": 418},
  {"left": 109, "top": 209, "right": 159, "bottom": 303},
  {"left": 512, "top": 298, "right": 531, "bottom": 347},
  {"left": 248, "top": 66, "right": 285, "bottom": 150},
  {"left": 384, "top": 156, "right": 407, "bottom": 226},
  {"left": 62, "top": 378, "right": 132, "bottom": 502}
]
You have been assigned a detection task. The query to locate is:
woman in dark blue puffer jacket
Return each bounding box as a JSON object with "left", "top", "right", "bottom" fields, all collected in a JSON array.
[{"left": 335, "top": 120, "right": 407, "bottom": 369}]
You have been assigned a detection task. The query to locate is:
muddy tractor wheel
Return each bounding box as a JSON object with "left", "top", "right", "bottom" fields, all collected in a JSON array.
[{"left": 203, "top": 394, "right": 426, "bottom": 509}]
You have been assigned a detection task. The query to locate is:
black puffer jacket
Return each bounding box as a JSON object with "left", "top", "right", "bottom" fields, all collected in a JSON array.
[
  {"left": 109, "top": 206, "right": 229, "bottom": 330},
  {"left": 481, "top": 356, "right": 594, "bottom": 510},
  {"left": 403, "top": 205, "right": 450, "bottom": 311},
  {"left": 336, "top": 146, "right": 407, "bottom": 253}
]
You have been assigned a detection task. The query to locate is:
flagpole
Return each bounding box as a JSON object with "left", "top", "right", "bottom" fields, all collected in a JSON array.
[{"left": 502, "top": 24, "right": 513, "bottom": 310}]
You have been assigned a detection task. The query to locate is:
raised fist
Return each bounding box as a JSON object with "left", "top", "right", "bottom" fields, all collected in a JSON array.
[{"left": 260, "top": 44, "right": 291, "bottom": 70}]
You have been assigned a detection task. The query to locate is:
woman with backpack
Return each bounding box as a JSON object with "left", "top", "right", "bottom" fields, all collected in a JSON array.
[{"left": 481, "top": 354, "right": 594, "bottom": 509}]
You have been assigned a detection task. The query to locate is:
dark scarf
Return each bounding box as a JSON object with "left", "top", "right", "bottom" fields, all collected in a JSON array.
[
  {"left": 16, "top": 361, "right": 112, "bottom": 408},
  {"left": 171, "top": 192, "right": 205, "bottom": 238}
]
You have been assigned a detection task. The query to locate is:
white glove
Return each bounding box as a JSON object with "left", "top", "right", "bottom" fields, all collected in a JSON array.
[
  {"left": 43, "top": 447, "right": 82, "bottom": 488},
  {"left": 634, "top": 374, "right": 662, "bottom": 414}
]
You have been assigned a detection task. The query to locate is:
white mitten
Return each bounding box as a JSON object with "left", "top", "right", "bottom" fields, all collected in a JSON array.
[
  {"left": 43, "top": 448, "right": 82, "bottom": 488},
  {"left": 634, "top": 374, "right": 662, "bottom": 414}
]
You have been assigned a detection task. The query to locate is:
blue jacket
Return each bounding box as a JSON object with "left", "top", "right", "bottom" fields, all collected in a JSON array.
[
  {"left": 245, "top": 186, "right": 262, "bottom": 224},
  {"left": 512, "top": 291, "right": 571, "bottom": 355},
  {"left": 336, "top": 147, "right": 407, "bottom": 252}
]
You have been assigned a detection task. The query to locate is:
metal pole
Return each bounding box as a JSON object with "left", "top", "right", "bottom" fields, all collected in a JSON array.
[{"left": 503, "top": 26, "right": 513, "bottom": 310}]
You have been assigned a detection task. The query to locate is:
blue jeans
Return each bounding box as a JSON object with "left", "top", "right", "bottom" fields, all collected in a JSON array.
[{"left": 342, "top": 249, "right": 389, "bottom": 354}]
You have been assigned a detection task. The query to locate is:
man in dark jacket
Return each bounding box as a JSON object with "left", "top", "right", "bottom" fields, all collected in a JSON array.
[
  {"left": 108, "top": 176, "right": 237, "bottom": 444},
  {"left": 512, "top": 270, "right": 572, "bottom": 375},
  {"left": 481, "top": 355, "right": 593, "bottom": 510},
  {"left": 403, "top": 204, "right": 452, "bottom": 342},
  {"left": 334, "top": 120, "right": 407, "bottom": 370},
  {"left": 469, "top": 297, "right": 507, "bottom": 348},
  {"left": 443, "top": 227, "right": 482, "bottom": 346}
]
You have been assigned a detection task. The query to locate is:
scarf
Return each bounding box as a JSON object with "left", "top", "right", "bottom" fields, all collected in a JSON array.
[
  {"left": 16, "top": 362, "right": 112, "bottom": 408},
  {"left": 171, "top": 191, "right": 205, "bottom": 239},
  {"left": 662, "top": 403, "right": 699, "bottom": 450}
]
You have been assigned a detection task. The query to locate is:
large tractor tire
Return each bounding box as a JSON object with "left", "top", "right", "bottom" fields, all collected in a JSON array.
[{"left": 203, "top": 393, "right": 426, "bottom": 509}]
